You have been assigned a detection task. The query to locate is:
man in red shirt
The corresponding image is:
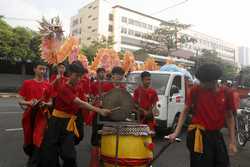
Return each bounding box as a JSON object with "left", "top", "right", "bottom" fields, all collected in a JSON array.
[
  {"left": 88, "top": 67, "right": 107, "bottom": 167},
  {"left": 88, "top": 66, "right": 125, "bottom": 167},
  {"left": 19, "top": 61, "right": 52, "bottom": 167},
  {"left": 169, "top": 64, "right": 237, "bottom": 167},
  {"left": 39, "top": 63, "right": 111, "bottom": 167},
  {"left": 49, "top": 63, "right": 68, "bottom": 97},
  {"left": 133, "top": 71, "right": 159, "bottom": 131},
  {"left": 103, "top": 66, "right": 126, "bottom": 91}
]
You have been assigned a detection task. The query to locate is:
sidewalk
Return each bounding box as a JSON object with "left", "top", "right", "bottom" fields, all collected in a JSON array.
[{"left": 0, "top": 93, "right": 19, "bottom": 98}]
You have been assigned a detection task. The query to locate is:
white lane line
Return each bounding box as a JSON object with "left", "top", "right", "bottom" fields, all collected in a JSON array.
[
  {"left": 5, "top": 128, "right": 23, "bottom": 132},
  {"left": 0, "top": 112, "right": 23, "bottom": 114}
]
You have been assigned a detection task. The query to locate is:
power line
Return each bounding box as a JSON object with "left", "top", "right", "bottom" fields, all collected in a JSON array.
[{"left": 151, "top": 0, "right": 189, "bottom": 15}]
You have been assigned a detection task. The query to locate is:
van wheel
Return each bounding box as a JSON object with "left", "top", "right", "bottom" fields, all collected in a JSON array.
[{"left": 171, "top": 114, "right": 179, "bottom": 132}]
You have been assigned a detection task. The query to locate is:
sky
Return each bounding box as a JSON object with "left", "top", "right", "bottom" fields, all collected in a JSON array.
[{"left": 1, "top": 0, "right": 250, "bottom": 48}]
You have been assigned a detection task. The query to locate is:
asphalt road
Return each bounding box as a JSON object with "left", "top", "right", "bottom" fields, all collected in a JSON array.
[{"left": 0, "top": 97, "right": 249, "bottom": 167}]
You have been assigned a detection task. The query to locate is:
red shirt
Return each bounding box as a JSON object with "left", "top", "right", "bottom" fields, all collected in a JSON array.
[
  {"left": 103, "top": 82, "right": 126, "bottom": 92},
  {"left": 49, "top": 74, "right": 68, "bottom": 97},
  {"left": 90, "top": 81, "right": 112, "bottom": 96},
  {"left": 187, "top": 86, "right": 235, "bottom": 130},
  {"left": 19, "top": 79, "right": 51, "bottom": 147},
  {"left": 19, "top": 79, "right": 51, "bottom": 101},
  {"left": 133, "top": 86, "right": 159, "bottom": 110},
  {"left": 54, "top": 84, "right": 80, "bottom": 114}
]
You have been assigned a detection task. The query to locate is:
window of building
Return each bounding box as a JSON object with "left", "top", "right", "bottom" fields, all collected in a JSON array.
[
  {"left": 87, "top": 37, "right": 91, "bottom": 40},
  {"left": 88, "top": 15, "right": 92, "bottom": 18},
  {"left": 121, "top": 27, "right": 127, "bottom": 34},
  {"left": 128, "top": 29, "right": 134, "bottom": 36},
  {"left": 128, "top": 19, "right": 134, "bottom": 25},
  {"left": 108, "top": 25, "right": 113, "bottom": 32},
  {"left": 79, "top": 29, "right": 81, "bottom": 34},
  {"left": 79, "top": 18, "right": 82, "bottom": 24},
  {"left": 109, "top": 14, "right": 114, "bottom": 21},
  {"left": 88, "top": 26, "right": 92, "bottom": 29},
  {"left": 93, "top": 6, "right": 97, "bottom": 10},
  {"left": 147, "top": 24, "right": 153, "bottom": 30},
  {"left": 88, "top": 5, "right": 92, "bottom": 9},
  {"left": 92, "top": 29, "right": 97, "bottom": 32},
  {"left": 134, "top": 31, "right": 141, "bottom": 37},
  {"left": 92, "top": 17, "right": 97, "bottom": 21},
  {"left": 121, "top": 17, "right": 127, "bottom": 23}
]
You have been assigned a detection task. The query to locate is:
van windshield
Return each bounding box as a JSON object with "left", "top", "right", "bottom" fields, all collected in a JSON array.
[{"left": 127, "top": 73, "right": 170, "bottom": 95}]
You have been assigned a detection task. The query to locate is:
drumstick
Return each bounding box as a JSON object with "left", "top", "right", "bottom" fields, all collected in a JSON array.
[{"left": 111, "top": 107, "right": 121, "bottom": 112}]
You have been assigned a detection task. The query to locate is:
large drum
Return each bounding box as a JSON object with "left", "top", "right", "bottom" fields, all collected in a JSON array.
[{"left": 100, "top": 123, "right": 153, "bottom": 167}]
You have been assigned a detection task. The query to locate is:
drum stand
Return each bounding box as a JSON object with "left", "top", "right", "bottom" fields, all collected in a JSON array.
[{"left": 114, "top": 125, "right": 121, "bottom": 167}]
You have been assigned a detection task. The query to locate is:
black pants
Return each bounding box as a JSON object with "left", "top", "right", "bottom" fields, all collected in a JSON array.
[
  {"left": 91, "top": 115, "right": 103, "bottom": 146},
  {"left": 186, "top": 129, "right": 230, "bottom": 167},
  {"left": 40, "top": 116, "right": 81, "bottom": 167}
]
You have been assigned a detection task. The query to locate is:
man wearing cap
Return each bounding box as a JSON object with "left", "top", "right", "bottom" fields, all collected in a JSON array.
[{"left": 169, "top": 63, "right": 237, "bottom": 167}]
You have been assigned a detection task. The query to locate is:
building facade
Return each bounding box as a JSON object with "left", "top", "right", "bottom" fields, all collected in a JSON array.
[
  {"left": 181, "top": 30, "right": 237, "bottom": 64},
  {"left": 238, "top": 46, "right": 250, "bottom": 67},
  {"left": 70, "top": 0, "right": 237, "bottom": 64}
]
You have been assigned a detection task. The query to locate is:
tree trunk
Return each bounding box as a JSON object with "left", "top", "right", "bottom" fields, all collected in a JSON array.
[{"left": 21, "top": 62, "right": 26, "bottom": 76}]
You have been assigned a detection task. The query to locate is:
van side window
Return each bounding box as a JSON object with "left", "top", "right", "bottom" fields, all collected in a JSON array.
[{"left": 172, "top": 76, "right": 182, "bottom": 90}]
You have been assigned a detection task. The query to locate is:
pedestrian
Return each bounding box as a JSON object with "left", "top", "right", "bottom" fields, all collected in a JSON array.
[
  {"left": 169, "top": 63, "right": 237, "bottom": 167},
  {"left": 39, "top": 63, "right": 111, "bottom": 167},
  {"left": 133, "top": 71, "right": 159, "bottom": 131},
  {"left": 18, "top": 61, "right": 52, "bottom": 167}
]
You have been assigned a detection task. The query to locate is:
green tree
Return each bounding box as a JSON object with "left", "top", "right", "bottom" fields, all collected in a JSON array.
[
  {"left": 11, "top": 27, "right": 41, "bottom": 74},
  {"left": 81, "top": 35, "right": 115, "bottom": 63},
  {"left": 240, "top": 66, "right": 250, "bottom": 87},
  {"left": 0, "top": 18, "right": 14, "bottom": 59},
  {"left": 192, "top": 49, "right": 238, "bottom": 80},
  {"left": 133, "top": 49, "right": 149, "bottom": 61},
  {"left": 142, "top": 20, "right": 196, "bottom": 56},
  {"left": 0, "top": 18, "right": 41, "bottom": 75}
]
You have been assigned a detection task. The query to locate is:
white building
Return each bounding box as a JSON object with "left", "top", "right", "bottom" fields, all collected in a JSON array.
[
  {"left": 181, "top": 30, "right": 237, "bottom": 64},
  {"left": 70, "top": 0, "right": 237, "bottom": 64},
  {"left": 238, "top": 46, "right": 250, "bottom": 67}
]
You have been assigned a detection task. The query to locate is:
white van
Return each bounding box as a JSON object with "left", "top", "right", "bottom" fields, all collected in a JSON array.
[{"left": 127, "top": 71, "right": 188, "bottom": 131}]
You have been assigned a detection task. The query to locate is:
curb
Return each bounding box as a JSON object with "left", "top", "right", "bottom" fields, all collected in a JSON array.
[{"left": 0, "top": 93, "right": 19, "bottom": 98}]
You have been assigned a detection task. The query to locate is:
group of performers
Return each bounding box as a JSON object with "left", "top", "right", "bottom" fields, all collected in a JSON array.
[{"left": 18, "top": 61, "right": 159, "bottom": 167}]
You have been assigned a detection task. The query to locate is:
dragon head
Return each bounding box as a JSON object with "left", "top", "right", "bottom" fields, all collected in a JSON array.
[{"left": 38, "top": 16, "right": 64, "bottom": 41}]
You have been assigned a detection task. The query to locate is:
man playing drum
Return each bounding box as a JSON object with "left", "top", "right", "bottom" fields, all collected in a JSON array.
[
  {"left": 39, "top": 63, "right": 111, "bottom": 167},
  {"left": 133, "top": 71, "right": 159, "bottom": 131},
  {"left": 89, "top": 66, "right": 126, "bottom": 167}
]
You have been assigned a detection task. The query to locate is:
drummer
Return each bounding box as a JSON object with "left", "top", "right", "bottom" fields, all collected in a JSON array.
[
  {"left": 89, "top": 66, "right": 125, "bottom": 167},
  {"left": 39, "top": 63, "right": 112, "bottom": 167},
  {"left": 103, "top": 66, "right": 126, "bottom": 91},
  {"left": 133, "top": 71, "right": 159, "bottom": 131}
]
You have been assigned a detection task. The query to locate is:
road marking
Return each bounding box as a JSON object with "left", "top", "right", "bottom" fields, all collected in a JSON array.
[
  {"left": 5, "top": 128, "right": 23, "bottom": 132},
  {"left": 0, "top": 111, "right": 23, "bottom": 114}
]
